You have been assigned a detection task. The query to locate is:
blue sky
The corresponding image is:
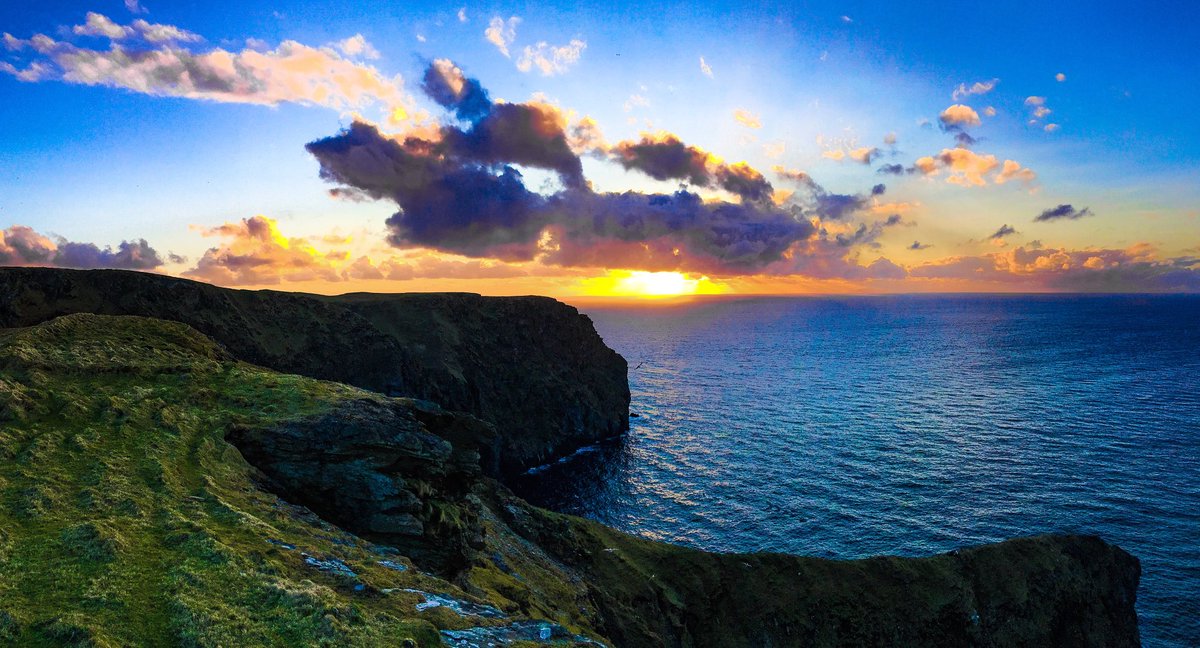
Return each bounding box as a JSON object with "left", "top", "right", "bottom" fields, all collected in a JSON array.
[{"left": 1, "top": 0, "right": 1198, "bottom": 294}]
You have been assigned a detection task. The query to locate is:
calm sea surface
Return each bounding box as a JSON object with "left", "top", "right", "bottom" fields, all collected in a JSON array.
[{"left": 513, "top": 295, "right": 1200, "bottom": 647}]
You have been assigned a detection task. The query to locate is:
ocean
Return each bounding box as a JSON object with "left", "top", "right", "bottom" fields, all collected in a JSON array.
[{"left": 512, "top": 295, "right": 1200, "bottom": 647}]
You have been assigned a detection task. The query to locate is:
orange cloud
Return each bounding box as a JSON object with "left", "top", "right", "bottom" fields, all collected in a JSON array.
[
  {"left": 939, "top": 104, "right": 982, "bottom": 128},
  {"left": 185, "top": 216, "right": 343, "bottom": 285},
  {"left": 734, "top": 109, "right": 762, "bottom": 129}
]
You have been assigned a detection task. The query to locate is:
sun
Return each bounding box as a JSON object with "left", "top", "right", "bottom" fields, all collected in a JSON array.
[{"left": 577, "top": 270, "right": 728, "bottom": 298}]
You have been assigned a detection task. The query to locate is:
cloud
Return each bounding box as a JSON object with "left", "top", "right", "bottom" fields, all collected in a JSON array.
[
  {"left": 939, "top": 104, "right": 981, "bottom": 130},
  {"left": 183, "top": 215, "right": 344, "bottom": 285},
  {"left": 911, "top": 245, "right": 1200, "bottom": 292},
  {"left": 951, "top": 78, "right": 998, "bottom": 101},
  {"left": 303, "top": 63, "right": 919, "bottom": 282},
  {"left": 516, "top": 39, "right": 586, "bottom": 75},
  {"left": 995, "top": 159, "right": 1037, "bottom": 185},
  {"left": 125, "top": 0, "right": 148, "bottom": 14},
  {"left": 912, "top": 148, "right": 1035, "bottom": 187},
  {"left": 1, "top": 19, "right": 410, "bottom": 114},
  {"left": 304, "top": 64, "right": 881, "bottom": 276},
  {"left": 909, "top": 241, "right": 931, "bottom": 250},
  {"left": 421, "top": 58, "right": 491, "bottom": 121},
  {"left": 623, "top": 94, "right": 649, "bottom": 112},
  {"left": 1034, "top": 204, "right": 1093, "bottom": 222},
  {"left": 1055, "top": 72, "right": 1066, "bottom": 82},
  {"left": 73, "top": 12, "right": 130, "bottom": 39},
  {"left": 1044, "top": 123, "right": 1060, "bottom": 133},
  {"left": 485, "top": 16, "right": 520, "bottom": 57},
  {"left": 984, "top": 106, "right": 996, "bottom": 117},
  {"left": 457, "top": 7, "right": 468, "bottom": 22},
  {"left": 699, "top": 56, "right": 713, "bottom": 78},
  {"left": 335, "top": 34, "right": 380, "bottom": 59},
  {"left": 1025, "top": 96, "right": 1046, "bottom": 106},
  {"left": 989, "top": 224, "right": 1018, "bottom": 240},
  {"left": 72, "top": 12, "right": 201, "bottom": 43},
  {"left": 847, "top": 146, "right": 881, "bottom": 164},
  {"left": 0, "top": 225, "right": 163, "bottom": 269},
  {"left": 772, "top": 166, "right": 883, "bottom": 221},
  {"left": 733, "top": 109, "right": 761, "bottom": 129},
  {"left": 607, "top": 132, "right": 777, "bottom": 202},
  {"left": 877, "top": 163, "right": 905, "bottom": 175},
  {"left": 130, "top": 19, "right": 201, "bottom": 43}
]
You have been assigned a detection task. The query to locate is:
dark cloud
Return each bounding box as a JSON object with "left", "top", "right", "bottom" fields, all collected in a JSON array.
[
  {"left": 421, "top": 59, "right": 492, "bottom": 121},
  {"left": 773, "top": 167, "right": 880, "bottom": 221},
  {"left": 610, "top": 133, "right": 772, "bottom": 202},
  {"left": 908, "top": 241, "right": 931, "bottom": 250},
  {"left": 877, "top": 163, "right": 905, "bottom": 175},
  {"left": 989, "top": 224, "right": 1017, "bottom": 240},
  {"left": 0, "top": 225, "right": 163, "bottom": 270},
  {"left": 954, "top": 132, "right": 977, "bottom": 147},
  {"left": 305, "top": 61, "right": 914, "bottom": 276},
  {"left": 307, "top": 120, "right": 815, "bottom": 274},
  {"left": 1034, "top": 204, "right": 1093, "bottom": 222},
  {"left": 884, "top": 214, "right": 904, "bottom": 226}
]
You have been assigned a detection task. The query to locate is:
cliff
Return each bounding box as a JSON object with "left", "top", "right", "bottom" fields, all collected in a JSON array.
[
  {"left": 0, "top": 311, "right": 1141, "bottom": 646},
  {"left": 0, "top": 267, "right": 629, "bottom": 476}
]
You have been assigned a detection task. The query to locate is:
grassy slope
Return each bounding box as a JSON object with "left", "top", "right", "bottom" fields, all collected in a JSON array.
[
  {"left": 0, "top": 313, "right": 1140, "bottom": 647},
  {"left": 0, "top": 314, "right": 565, "bottom": 647}
]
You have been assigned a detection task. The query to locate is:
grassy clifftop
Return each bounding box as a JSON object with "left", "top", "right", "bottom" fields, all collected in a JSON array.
[
  {"left": 0, "top": 314, "right": 1141, "bottom": 647},
  {"left": 0, "top": 267, "right": 630, "bottom": 477},
  {"left": 0, "top": 314, "right": 598, "bottom": 646}
]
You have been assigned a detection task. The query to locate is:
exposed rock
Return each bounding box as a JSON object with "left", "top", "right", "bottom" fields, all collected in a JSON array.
[
  {"left": 0, "top": 267, "right": 629, "bottom": 477},
  {"left": 226, "top": 390, "right": 1142, "bottom": 647}
]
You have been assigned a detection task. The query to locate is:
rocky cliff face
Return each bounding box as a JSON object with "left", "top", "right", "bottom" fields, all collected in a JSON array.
[
  {"left": 0, "top": 267, "right": 629, "bottom": 476},
  {"left": 228, "top": 387, "right": 1142, "bottom": 648}
]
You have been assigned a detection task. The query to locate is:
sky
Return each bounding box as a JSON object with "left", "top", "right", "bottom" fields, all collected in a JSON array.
[{"left": 2, "top": 0, "right": 1199, "bottom": 297}]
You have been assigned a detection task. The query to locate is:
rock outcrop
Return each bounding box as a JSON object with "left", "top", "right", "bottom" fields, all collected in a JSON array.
[
  {"left": 227, "top": 389, "right": 1142, "bottom": 647},
  {"left": 0, "top": 267, "right": 629, "bottom": 476}
]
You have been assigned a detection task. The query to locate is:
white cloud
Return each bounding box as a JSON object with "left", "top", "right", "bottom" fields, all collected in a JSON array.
[
  {"left": 458, "top": 7, "right": 468, "bottom": 23},
  {"left": 131, "top": 19, "right": 201, "bottom": 43},
  {"left": 1055, "top": 72, "right": 1066, "bottom": 82},
  {"left": 1, "top": 29, "right": 412, "bottom": 115},
  {"left": 699, "top": 56, "right": 713, "bottom": 78},
  {"left": 124, "top": 0, "right": 148, "bottom": 14},
  {"left": 951, "top": 78, "right": 998, "bottom": 101},
  {"left": 73, "top": 12, "right": 129, "bottom": 39},
  {"left": 516, "top": 39, "right": 586, "bottom": 75},
  {"left": 335, "top": 34, "right": 380, "bottom": 59},
  {"left": 485, "top": 16, "right": 520, "bottom": 57}
]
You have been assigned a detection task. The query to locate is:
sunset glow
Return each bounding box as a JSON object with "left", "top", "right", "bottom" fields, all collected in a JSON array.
[{"left": 579, "top": 270, "right": 727, "bottom": 298}]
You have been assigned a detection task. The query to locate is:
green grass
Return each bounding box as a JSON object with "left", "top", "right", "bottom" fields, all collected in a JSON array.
[{"left": 0, "top": 314, "right": 498, "bottom": 647}]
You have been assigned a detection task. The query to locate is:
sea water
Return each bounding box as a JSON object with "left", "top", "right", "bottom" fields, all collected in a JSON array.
[{"left": 512, "top": 295, "right": 1200, "bottom": 647}]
